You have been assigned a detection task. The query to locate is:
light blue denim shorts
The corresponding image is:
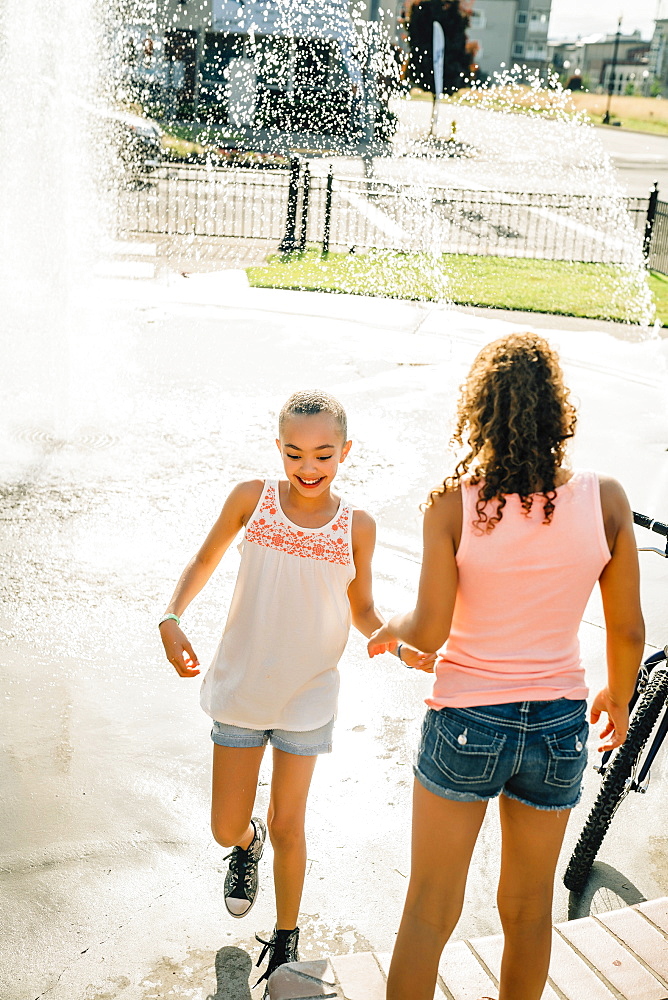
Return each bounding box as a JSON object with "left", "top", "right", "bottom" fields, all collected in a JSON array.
[
  {"left": 211, "top": 717, "right": 334, "bottom": 756},
  {"left": 415, "top": 698, "right": 589, "bottom": 811}
]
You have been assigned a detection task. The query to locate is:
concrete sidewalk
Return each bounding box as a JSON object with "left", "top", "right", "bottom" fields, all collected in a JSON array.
[
  {"left": 3, "top": 277, "right": 668, "bottom": 1000},
  {"left": 268, "top": 898, "right": 668, "bottom": 1000}
]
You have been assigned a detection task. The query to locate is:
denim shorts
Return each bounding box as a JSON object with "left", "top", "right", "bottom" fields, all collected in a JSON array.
[
  {"left": 211, "top": 718, "right": 334, "bottom": 756},
  {"left": 415, "top": 699, "right": 589, "bottom": 811}
]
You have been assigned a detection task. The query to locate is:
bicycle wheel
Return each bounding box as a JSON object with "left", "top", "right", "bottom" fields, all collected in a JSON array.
[{"left": 563, "top": 667, "right": 668, "bottom": 894}]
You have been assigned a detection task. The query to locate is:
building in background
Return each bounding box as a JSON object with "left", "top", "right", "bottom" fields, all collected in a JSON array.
[
  {"left": 600, "top": 59, "right": 651, "bottom": 96},
  {"left": 466, "top": 0, "right": 551, "bottom": 81},
  {"left": 116, "top": 0, "right": 403, "bottom": 138},
  {"left": 549, "top": 31, "right": 650, "bottom": 93},
  {"left": 202, "top": 1, "right": 365, "bottom": 132},
  {"left": 394, "top": 0, "right": 550, "bottom": 84},
  {"left": 649, "top": 18, "right": 668, "bottom": 95}
]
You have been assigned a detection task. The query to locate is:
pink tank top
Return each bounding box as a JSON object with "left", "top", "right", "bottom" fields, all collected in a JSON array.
[{"left": 427, "top": 470, "right": 611, "bottom": 710}]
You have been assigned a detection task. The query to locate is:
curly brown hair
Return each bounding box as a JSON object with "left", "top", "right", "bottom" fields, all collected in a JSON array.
[{"left": 429, "top": 333, "right": 577, "bottom": 530}]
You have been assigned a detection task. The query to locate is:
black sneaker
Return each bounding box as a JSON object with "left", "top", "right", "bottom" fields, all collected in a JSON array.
[
  {"left": 223, "top": 817, "right": 266, "bottom": 918},
  {"left": 254, "top": 926, "right": 300, "bottom": 990}
]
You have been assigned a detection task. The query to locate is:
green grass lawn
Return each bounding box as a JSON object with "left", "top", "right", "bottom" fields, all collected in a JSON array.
[
  {"left": 247, "top": 250, "right": 664, "bottom": 326},
  {"left": 588, "top": 115, "right": 668, "bottom": 136},
  {"left": 407, "top": 90, "right": 668, "bottom": 138},
  {"left": 650, "top": 269, "right": 668, "bottom": 322}
]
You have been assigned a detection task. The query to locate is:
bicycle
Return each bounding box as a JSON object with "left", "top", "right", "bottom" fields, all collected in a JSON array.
[{"left": 563, "top": 511, "right": 668, "bottom": 894}]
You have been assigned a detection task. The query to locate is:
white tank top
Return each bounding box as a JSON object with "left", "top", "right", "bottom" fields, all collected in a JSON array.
[{"left": 200, "top": 480, "right": 356, "bottom": 731}]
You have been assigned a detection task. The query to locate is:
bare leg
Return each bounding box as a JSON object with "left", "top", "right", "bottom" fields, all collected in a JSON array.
[
  {"left": 211, "top": 744, "right": 266, "bottom": 850},
  {"left": 497, "top": 795, "right": 571, "bottom": 1000},
  {"left": 387, "top": 781, "right": 488, "bottom": 1000},
  {"left": 267, "top": 748, "right": 318, "bottom": 929}
]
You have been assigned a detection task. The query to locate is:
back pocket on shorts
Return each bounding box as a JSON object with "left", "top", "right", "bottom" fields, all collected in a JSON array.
[
  {"left": 544, "top": 720, "right": 589, "bottom": 788},
  {"left": 432, "top": 714, "right": 506, "bottom": 786}
]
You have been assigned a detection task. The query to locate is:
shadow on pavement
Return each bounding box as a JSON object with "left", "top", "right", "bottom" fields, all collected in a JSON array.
[
  {"left": 567, "top": 861, "right": 646, "bottom": 920},
  {"left": 207, "top": 946, "right": 253, "bottom": 1000}
]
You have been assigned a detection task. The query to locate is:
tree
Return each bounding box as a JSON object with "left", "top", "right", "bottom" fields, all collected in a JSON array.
[{"left": 407, "top": 0, "right": 473, "bottom": 94}]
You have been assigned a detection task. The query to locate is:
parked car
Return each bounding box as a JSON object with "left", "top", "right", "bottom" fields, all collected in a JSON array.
[{"left": 109, "top": 110, "right": 163, "bottom": 180}]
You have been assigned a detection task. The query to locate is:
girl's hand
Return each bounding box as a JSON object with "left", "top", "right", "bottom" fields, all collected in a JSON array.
[
  {"left": 368, "top": 624, "right": 397, "bottom": 658},
  {"left": 590, "top": 687, "right": 629, "bottom": 751},
  {"left": 400, "top": 645, "right": 437, "bottom": 673},
  {"left": 367, "top": 628, "right": 436, "bottom": 673},
  {"left": 159, "top": 621, "right": 200, "bottom": 677}
]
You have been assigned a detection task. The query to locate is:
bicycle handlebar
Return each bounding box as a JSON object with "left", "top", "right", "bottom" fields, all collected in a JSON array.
[{"left": 633, "top": 512, "right": 668, "bottom": 537}]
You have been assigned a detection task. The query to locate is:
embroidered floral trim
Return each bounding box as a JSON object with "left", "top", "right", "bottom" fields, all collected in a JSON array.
[{"left": 246, "top": 483, "right": 352, "bottom": 565}]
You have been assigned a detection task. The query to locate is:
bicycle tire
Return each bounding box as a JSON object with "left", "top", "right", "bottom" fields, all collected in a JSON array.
[{"left": 563, "top": 667, "right": 668, "bottom": 894}]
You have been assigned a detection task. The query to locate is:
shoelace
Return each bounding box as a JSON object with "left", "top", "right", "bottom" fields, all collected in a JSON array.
[
  {"left": 254, "top": 930, "right": 298, "bottom": 987},
  {"left": 223, "top": 846, "right": 253, "bottom": 896}
]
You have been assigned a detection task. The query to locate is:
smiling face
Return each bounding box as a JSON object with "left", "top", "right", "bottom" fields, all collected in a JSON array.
[{"left": 277, "top": 413, "right": 352, "bottom": 497}]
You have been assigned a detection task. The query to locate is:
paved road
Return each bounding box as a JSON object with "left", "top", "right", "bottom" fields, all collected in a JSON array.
[
  {"left": 387, "top": 98, "right": 668, "bottom": 202},
  {"left": 1, "top": 265, "right": 668, "bottom": 1000},
  {"left": 596, "top": 126, "right": 668, "bottom": 198}
]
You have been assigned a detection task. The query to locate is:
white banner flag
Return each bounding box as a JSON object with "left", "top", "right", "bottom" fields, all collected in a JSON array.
[{"left": 433, "top": 21, "right": 445, "bottom": 97}]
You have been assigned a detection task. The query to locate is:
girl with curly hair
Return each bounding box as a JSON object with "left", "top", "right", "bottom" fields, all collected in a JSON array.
[{"left": 369, "top": 333, "right": 644, "bottom": 1000}]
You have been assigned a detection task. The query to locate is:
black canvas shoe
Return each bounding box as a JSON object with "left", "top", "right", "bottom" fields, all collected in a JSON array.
[
  {"left": 254, "top": 926, "right": 300, "bottom": 991},
  {"left": 223, "top": 817, "right": 266, "bottom": 918}
]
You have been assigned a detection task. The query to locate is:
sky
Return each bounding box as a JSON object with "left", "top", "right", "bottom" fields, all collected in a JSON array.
[{"left": 548, "top": 0, "right": 666, "bottom": 41}]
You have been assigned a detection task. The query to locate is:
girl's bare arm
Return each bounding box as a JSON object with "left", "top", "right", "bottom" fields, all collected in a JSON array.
[
  {"left": 368, "top": 489, "right": 460, "bottom": 656},
  {"left": 593, "top": 476, "right": 645, "bottom": 749},
  {"left": 160, "top": 480, "right": 263, "bottom": 677},
  {"left": 348, "top": 510, "right": 435, "bottom": 671},
  {"left": 348, "top": 509, "right": 383, "bottom": 637}
]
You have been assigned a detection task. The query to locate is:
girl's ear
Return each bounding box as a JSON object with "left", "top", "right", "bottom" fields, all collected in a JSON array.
[
  {"left": 340, "top": 440, "right": 353, "bottom": 463},
  {"left": 275, "top": 438, "right": 282, "bottom": 452}
]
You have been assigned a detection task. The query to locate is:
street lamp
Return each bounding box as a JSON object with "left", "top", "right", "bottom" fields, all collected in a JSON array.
[{"left": 603, "top": 15, "right": 623, "bottom": 125}]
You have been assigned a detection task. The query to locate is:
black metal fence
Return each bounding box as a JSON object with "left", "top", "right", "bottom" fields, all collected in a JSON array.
[
  {"left": 648, "top": 199, "right": 668, "bottom": 276},
  {"left": 121, "top": 164, "right": 291, "bottom": 241},
  {"left": 119, "top": 162, "right": 666, "bottom": 272},
  {"left": 320, "top": 180, "right": 649, "bottom": 265}
]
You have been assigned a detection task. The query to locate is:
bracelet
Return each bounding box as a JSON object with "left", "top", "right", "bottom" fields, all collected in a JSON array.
[
  {"left": 159, "top": 613, "right": 181, "bottom": 627},
  {"left": 393, "top": 643, "right": 412, "bottom": 669}
]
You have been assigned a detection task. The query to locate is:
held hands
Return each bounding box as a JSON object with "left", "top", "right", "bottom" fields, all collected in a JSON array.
[
  {"left": 400, "top": 645, "right": 437, "bottom": 673},
  {"left": 159, "top": 620, "right": 200, "bottom": 677},
  {"left": 590, "top": 687, "right": 630, "bottom": 752},
  {"left": 367, "top": 625, "right": 436, "bottom": 674},
  {"left": 368, "top": 623, "right": 398, "bottom": 658}
]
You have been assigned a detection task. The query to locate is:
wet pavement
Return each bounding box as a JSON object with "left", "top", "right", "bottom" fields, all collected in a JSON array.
[{"left": 2, "top": 272, "right": 668, "bottom": 1000}]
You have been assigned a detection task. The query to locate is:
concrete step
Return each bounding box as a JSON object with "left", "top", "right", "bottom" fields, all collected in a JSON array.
[{"left": 267, "top": 897, "right": 668, "bottom": 1000}]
